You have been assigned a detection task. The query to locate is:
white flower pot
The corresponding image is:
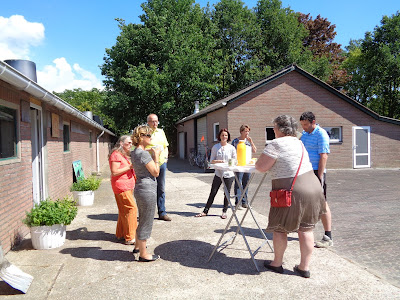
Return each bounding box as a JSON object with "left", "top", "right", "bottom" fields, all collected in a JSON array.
[
  {"left": 73, "top": 190, "right": 94, "bottom": 206},
  {"left": 30, "top": 224, "right": 66, "bottom": 250}
]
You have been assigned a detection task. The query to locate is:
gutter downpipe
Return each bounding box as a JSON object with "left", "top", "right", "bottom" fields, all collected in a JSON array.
[{"left": 96, "top": 131, "right": 105, "bottom": 174}]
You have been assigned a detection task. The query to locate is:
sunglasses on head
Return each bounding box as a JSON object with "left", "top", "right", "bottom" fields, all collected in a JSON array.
[{"left": 141, "top": 134, "right": 152, "bottom": 138}]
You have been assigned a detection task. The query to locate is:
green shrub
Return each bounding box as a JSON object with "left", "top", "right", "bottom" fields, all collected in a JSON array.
[
  {"left": 23, "top": 197, "right": 78, "bottom": 227},
  {"left": 70, "top": 176, "right": 101, "bottom": 192}
]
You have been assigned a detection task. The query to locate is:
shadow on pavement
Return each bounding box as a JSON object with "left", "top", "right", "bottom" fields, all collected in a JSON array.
[
  {"left": 154, "top": 239, "right": 261, "bottom": 275},
  {"left": 0, "top": 282, "right": 24, "bottom": 295},
  {"left": 66, "top": 227, "right": 118, "bottom": 243},
  {"left": 87, "top": 213, "right": 118, "bottom": 221},
  {"left": 60, "top": 247, "right": 134, "bottom": 262}
]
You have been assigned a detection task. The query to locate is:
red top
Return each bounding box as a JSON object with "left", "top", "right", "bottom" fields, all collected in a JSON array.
[{"left": 109, "top": 151, "right": 135, "bottom": 194}]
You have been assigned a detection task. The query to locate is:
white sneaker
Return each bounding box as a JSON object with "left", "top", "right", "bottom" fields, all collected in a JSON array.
[{"left": 315, "top": 235, "right": 333, "bottom": 248}]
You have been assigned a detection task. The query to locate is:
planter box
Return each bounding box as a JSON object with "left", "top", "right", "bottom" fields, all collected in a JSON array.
[
  {"left": 30, "top": 224, "right": 66, "bottom": 250},
  {"left": 73, "top": 190, "right": 94, "bottom": 206}
]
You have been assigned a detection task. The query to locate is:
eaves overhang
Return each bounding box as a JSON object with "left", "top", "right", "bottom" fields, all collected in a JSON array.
[{"left": 0, "top": 60, "right": 115, "bottom": 136}]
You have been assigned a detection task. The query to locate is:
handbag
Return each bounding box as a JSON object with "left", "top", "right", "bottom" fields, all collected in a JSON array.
[{"left": 270, "top": 144, "right": 304, "bottom": 208}]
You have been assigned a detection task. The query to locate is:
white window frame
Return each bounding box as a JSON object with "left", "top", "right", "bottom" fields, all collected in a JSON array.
[
  {"left": 63, "top": 121, "right": 70, "bottom": 152},
  {"left": 265, "top": 127, "right": 275, "bottom": 144},
  {"left": 323, "top": 126, "right": 342, "bottom": 143},
  {"left": 213, "top": 122, "right": 220, "bottom": 141},
  {"left": 0, "top": 99, "right": 21, "bottom": 165}
]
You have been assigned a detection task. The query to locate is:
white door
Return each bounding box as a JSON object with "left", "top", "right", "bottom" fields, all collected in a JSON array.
[
  {"left": 30, "top": 105, "right": 45, "bottom": 204},
  {"left": 352, "top": 126, "right": 371, "bottom": 168},
  {"left": 178, "top": 132, "right": 185, "bottom": 159}
]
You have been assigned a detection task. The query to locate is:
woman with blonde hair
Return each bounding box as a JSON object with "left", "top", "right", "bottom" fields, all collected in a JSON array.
[
  {"left": 109, "top": 135, "right": 137, "bottom": 245},
  {"left": 131, "top": 125, "right": 161, "bottom": 262}
]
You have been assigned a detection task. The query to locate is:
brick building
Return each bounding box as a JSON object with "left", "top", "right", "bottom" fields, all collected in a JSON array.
[
  {"left": 0, "top": 60, "right": 115, "bottom": 253},
  {"left": 176, "top": 65, "right": 400, "bottom": 169}
]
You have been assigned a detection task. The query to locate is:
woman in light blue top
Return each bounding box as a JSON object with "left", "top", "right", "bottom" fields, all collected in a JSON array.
[{"left": 195, "top": 128, "right": 236, "bottom": 219}]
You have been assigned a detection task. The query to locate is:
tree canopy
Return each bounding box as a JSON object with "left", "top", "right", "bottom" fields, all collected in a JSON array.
[
  {"left": 101, "top": 0, "right": 340, "bottom": 144},
  {"left": 343, "top": 11, "right": 400, "bottom": 119},
  {"left": 54, "top": 88, "right": 116, "bottom": 131},
  {"left": 298, "top": 13, "right": 350, "bottom": 87}
]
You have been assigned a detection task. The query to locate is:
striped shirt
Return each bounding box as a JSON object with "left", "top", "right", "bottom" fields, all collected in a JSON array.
[{"left": 300, "top": 125, "right": 330, "bottom": 171}]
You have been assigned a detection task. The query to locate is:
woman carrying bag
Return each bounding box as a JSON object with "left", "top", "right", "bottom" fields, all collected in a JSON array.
[{"left": 255, "top": 115, "right": 326, "bottom": 278}]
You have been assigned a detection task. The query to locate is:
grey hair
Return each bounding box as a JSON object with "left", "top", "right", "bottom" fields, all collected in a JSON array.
[
  {"left": 274, "top": 115, "right": 298, "bottom": 137},
  {"left": 109, "top": 135, "right": 131, "bottom": 158}
]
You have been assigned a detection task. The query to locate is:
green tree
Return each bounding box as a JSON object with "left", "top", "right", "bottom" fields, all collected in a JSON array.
[
  {"left": 101, "top": 0, "right": 219, "bottom": 142},
  {"left": 101, "top": 0, "right": 340, "bottom": 144},
  {"left": 342, "top": 40, "right": 370, "bottom": 103},
  {"left": 254, "top": 0, "right": 331, "bottom": 80},
  {"left": 343, "top": 12, "right": 400, "bottom": 119},
  {"left": 211, "top": 0, "right": 265, "bottom": 96},
  {"left": 54, "top": 88, "right": 116, "bottom": 130}
]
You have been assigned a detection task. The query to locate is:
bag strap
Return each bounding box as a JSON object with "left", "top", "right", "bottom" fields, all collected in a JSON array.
[{"left": 290, "top": 144, "right": 304, "bottom": 191}]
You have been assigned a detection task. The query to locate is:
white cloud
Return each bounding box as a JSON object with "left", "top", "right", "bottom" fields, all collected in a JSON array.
[
  {"left": 0, "top": 15, "right": 103, "bottom": 92},
  {"left": 0, "top": 15, "right": 44, "bottom": 59},
  {"left": 37, "top": 57, "right": 103, "bottom": 93}
]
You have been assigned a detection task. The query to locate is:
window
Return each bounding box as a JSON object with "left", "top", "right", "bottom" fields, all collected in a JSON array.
[
  {"left": 265, "top": 127, "right": 275, "bottom": 144},
  {"left": 323, "top": 127, "right": 342, "bottom": 143},
  {"left": 213, "top": 122, "right": 220, "bottom": 141},
  {"left": 63, "top": 123, "right": 70, "bottom": 151},
  {"left": 89, "top": 131, "right": 92, "bottom": 148},
  {"left": 0, "top": 104, "right": 18, "bottom": 159}
]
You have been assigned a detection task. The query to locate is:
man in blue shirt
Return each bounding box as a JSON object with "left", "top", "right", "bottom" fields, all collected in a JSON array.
[{"left": 300, "top": 112, "right": 332, "bottom": 248}]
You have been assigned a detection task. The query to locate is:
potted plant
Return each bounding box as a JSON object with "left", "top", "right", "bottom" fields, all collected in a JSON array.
[
  {"left": 70, "top": 175, "right": 101, "bottom": 206},
  {"left": 23, "top": 197, "right": 78, "bottom": 250}
]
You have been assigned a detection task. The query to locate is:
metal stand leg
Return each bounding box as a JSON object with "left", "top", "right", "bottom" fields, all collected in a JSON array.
[
  {"left": 208, "top": 172, "right": 273, "bottom": 272},
  {"left": 234, "top": 173, "right": 274, "bottom": 252}
]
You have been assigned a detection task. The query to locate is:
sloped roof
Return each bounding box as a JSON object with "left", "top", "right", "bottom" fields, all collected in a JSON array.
[
  {"left": 0, "top": 60, "right": 115, "bottom": 136},
  {"left": 176, "top": 64, "right": 400, "bottom": 126}
]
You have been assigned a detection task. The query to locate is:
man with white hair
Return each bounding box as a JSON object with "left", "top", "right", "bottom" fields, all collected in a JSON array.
[{"left": 147, "top": 113, "right": 171, "bottom": 221}]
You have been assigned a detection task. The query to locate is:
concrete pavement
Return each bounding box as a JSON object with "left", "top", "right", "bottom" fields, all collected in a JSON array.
[{"left": 1, "top": 158, "right": 399, "bottom": 299}]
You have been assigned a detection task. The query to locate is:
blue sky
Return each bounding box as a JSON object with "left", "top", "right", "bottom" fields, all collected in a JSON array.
[{"left": 1, "top": 0, "right": 398, "bottom": 92}]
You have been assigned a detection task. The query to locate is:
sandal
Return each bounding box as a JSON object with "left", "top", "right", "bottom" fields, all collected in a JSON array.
[
  {"left": 195, "top": 212, "right": 207, "bottom": 217},
  {"left": 221, "top": 212, "right": 227, "bottom": 219}
]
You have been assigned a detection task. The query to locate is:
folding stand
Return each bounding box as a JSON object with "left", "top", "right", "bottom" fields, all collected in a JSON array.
[{"left": 207, "top": 163, "right": 273, "bottom": 272}]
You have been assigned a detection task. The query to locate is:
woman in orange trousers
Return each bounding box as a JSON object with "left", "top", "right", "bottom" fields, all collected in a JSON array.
[{"left": 109, "top": 135, "right": 137, "bottom": 245}]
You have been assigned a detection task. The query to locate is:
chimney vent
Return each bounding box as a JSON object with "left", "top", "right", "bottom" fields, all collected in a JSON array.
[
  {"left": 4, "top": 59, "right": 37, "bottom": 83},
  {"left": 194, "top": 101, "right": 199, "bottom": 114},
  {"left": 83, "top": 111, "right": 93, "bottom": 120}
]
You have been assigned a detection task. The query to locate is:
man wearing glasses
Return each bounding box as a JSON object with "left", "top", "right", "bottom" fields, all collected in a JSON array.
[{"left": 147, "top": 114, "right": 171, "bottom": 221}]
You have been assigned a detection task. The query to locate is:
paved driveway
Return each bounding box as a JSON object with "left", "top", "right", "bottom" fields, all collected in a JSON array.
[{"left": 169, "top": 158, "right": 400, "bottom": 288}]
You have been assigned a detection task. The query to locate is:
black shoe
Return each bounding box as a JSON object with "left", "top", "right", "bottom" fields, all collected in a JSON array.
[
  {"left": 293, "top": 265, "right": 310, "bottom": 278},
  {"left": 138, "top": 255, "right": 160, "bottom": 262},
  {"left": 242, "top": 203, "right": 248, "bottom": 208},
  {"left": 264, "top": 260, "right": 284, "bottom": 274}
]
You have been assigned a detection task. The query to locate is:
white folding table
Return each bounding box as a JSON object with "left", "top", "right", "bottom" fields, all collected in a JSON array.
[{"left": 207, "top": 163, "right": 274, "bottom": 272}]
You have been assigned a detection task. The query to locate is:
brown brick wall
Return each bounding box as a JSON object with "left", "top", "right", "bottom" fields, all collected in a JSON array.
[
  {"left": 207, "top": 108, "right": 227, "bottom": 147},
  {"left": 180, "top": 71, "right": 400, "bottom": 169},
  {"left": 225, "top": 72, "right": 400, "bottom": 168},
  {"left": 177, "top": 119, "right": 195, "bottom": 159},
  {"left": 0, "top": 80, "right": 113, "bottom": 253}
]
